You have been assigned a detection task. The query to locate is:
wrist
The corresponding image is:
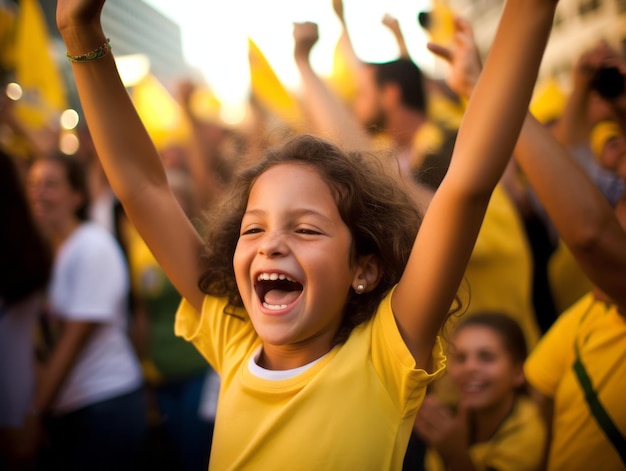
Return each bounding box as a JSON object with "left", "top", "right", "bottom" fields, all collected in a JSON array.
[{"left": 59, "top": 24, "right": 107, "bottom": 58}]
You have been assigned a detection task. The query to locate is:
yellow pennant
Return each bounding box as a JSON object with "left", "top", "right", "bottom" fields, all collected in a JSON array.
[
  {"left": 248, "top": 37, "right": 302, "bottom": 128},
  {"left": 131, "top": 74, "right": 191, "bottom": 151},
  {"left": 14, "top": 0, "right": 68, "bottom": 130},
  {"left": 326, "top": 37, "right": 358, "bottom": 105}
]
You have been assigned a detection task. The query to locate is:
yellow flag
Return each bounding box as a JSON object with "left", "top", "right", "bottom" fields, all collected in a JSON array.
[
  {"left": 14, "top": 0, "right": 67, "bottom": 130},
  {"left": 189, "top": 85, "right": 222, "bottom": 125},
  {"left": 248, "top": 37, "right": 302, "bottom": 128},
  {"left": 131, "top": 74, "right": 191, "bottom": 151},
  {"left": 421, "top": 0, "right": 456, "bottom": 47},
  {"left": 326, "top": 37, "right": 358, "bottom": 105}
]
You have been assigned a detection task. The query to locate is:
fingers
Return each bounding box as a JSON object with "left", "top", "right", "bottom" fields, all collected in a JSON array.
[
  {"left": 414, "top": 395, "right": 456, "bottom": 444},
  {"left": 427, "top": 42, "right": 453, "bottom": 63},
  {"left": 453, "top": 16, "right": 474, "bottom": 38}
]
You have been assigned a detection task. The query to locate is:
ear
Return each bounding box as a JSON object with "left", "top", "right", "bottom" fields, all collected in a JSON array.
[
  {"left": 352, "top": 254, "right": 382, "bottom": 293},
  {"left": 512, "top": 364, "right": 525, "bottom": 389},
  {"left": 381, "top": 82, "right": 401, "bottom": 109}
]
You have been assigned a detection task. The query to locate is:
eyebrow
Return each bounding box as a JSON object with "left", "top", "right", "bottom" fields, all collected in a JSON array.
[{"left": 242, "top": 207, "right": 334, "bottom": 225}]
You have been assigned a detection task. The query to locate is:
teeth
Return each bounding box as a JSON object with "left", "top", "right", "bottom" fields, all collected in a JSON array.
[
  {"left": 257, "top": 273, "right": 294, "bottom": 282},
  {"left": 463, "top": 381, "right": 484, "bottom": 391},
  {"left": 263, "top": 302, "right": 288, "bottom": 310}
]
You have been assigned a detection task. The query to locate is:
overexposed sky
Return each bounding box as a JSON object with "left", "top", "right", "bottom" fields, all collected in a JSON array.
[{"left": 143, "top": 0, "right": 434, "bottom": 114}]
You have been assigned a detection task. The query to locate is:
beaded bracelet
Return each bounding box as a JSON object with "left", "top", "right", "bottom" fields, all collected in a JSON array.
[{"left": 66, "top": 38, "right": 111, "bottom": 63}]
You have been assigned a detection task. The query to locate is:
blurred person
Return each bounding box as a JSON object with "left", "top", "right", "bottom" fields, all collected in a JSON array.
[
  {"left": 589, "top": 119, "right": 626, "bottom": 179},
  {"left": 0, "top": 149, "right": 53, "bottom": 470},
  {"left": 26, "top": 153, "right": 146, "bottom": 470},
  {"left": 415, "top": 313, "right": 546, "bottom": 471},
  {"left": 294, "top": 13, "right": 460, "bottom": 182}
]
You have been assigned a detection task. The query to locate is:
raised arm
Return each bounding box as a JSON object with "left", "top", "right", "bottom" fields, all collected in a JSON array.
[
  {"left": 381, "top": 13, "right": 410, "bottom": 60},
  {"left": 431, "top": 15, "right": 626, "bottom": 313},
  {"left": 293, "top": 21, "right": 371, "bottom": 150},
  {"left": 550, "top": 43, "right": 610, "bottom": 147},
  {"left": 56, "top": 0, "right": 205, "bottom": 310},
  {"left": 515, "top": 116, "right": 626, "bottom": 311},
  {"left": 392, "top": 0, "right": 557, "bottom": 367}
]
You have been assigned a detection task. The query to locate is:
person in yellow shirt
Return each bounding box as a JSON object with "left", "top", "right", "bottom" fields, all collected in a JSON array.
[
  {"left": 415, "top": 313, "right": 546, "bottom": 471},
  {"left": 56, "top": 0, "right": 557, "bottom": 467}
]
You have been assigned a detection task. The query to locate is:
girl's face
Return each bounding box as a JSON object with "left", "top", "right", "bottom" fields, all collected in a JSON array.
[
  {"left": 27, "top": 159, "right": 82, "bottom": 231},
  {"left": 234, "top": 163, "right": 360, "bottom": 362},
  {"left": 448, "top": 325, "right": 524, "bottom": 411}
]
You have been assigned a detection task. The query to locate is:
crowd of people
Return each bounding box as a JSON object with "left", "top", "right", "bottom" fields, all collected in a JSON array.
[{"left": 1, "top": 0, "right": 625, "bottom": 470}]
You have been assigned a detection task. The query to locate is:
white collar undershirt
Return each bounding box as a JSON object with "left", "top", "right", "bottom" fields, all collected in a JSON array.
[{"left": 248, "top": 345, "right": 328, "bottom": 380}]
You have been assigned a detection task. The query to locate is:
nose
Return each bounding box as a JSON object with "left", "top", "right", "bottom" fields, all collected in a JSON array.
[
  {"left": 457, "top": 355, "right": 479, "bottom": 374},
  {"left": 27, "top": 180, "right": 45, "bottom": 201},
  {"left": 257, "top": 230, "right": 288, "bottom": 257}
]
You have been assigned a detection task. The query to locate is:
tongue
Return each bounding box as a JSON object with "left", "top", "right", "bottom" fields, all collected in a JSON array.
[{"left": 264, "top": 289, "right": 300, "bottom": 306}]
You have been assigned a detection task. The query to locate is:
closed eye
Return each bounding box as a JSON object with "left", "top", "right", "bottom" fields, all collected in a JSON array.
[
  {"left": 241, "top": 227, "right": 264, "bottom": 235},
  {"left": 295, "top": 228, "right": 322, "bottom": 235}
]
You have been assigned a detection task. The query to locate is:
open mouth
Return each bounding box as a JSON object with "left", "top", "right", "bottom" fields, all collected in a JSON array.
[
  {"left": 461, "top": 381, "right": 487, "bottom": 394},
  {"left": 255, "top": 273, "right": 303, "bottom": 311}
]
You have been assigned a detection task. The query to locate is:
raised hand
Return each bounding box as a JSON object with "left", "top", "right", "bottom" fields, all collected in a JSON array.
[
  {"left": 381, "top": 13, "right": 401, "bottom": 36},
  {"left": 427, "top": 16, "right": 482, "bottom": 100},
  {"left": 293, "top": 22, "right": 319, "bottom": 62},
  {"left": 414, "top": 395, "right": 470, "bottom": 462},
  {"left": 56, "top": 0, "right": 105, "bottom": 33}
]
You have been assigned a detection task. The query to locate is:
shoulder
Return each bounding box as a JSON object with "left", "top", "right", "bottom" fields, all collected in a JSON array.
[{"left": 503, "top": 395, "right": 547, "bottom": 446}]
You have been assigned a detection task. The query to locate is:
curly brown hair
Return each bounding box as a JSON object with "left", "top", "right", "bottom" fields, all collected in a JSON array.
[{"left": 198, "top": 134, "right": 423, "bottom": 343}]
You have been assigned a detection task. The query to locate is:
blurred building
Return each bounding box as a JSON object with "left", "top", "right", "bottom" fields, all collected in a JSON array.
[
  {"left": 38, "top": 0, "right": 193, "bottom": 112},
  {"left": 447, "top": 0, "right": 626, "bottom": 88},
  {"left": 41, "top": 0, "right": 188, "bottom": 81}
]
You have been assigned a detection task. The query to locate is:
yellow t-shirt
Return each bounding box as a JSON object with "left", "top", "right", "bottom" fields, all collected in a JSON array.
[
  {"left": 425, "top": 396, "right": 546, "bottom": 471},
  {"left": 175, "top": 289, "right": 446, "bottom": 470},
  {"left": 524, "top": 293, "right": 626, "bottom": 471},
  {"left": 457, "top": 184, "right": 539, "bottom": 350}
]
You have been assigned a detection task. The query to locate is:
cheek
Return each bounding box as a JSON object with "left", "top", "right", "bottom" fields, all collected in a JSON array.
[
  {"left": 447, "top": 361, "right": 465, "bottom": 382},
  {"left": 232, "top": 243, "right": 249, "bottom": 289}
]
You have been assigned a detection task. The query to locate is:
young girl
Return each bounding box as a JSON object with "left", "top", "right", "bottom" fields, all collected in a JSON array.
[
  {"left": 56, "top": 0, "right": 557, "bottom": 468},
  {"left": 415, "top": 313, "right": 546, "bottom": 471}
]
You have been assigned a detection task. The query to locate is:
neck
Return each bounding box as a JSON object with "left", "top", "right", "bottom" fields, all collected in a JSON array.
[
  {"left": 386, "top": 108, "right": 425, "bottom": 149},
  {"left": 258, "top": 341, "right": 334, "bottom": 371},
  {"left": 470, "top": 394, "right": 516, "bottom": 444},
  {"left": 47, "top": 218, "right": 81, "bottom": 254}
]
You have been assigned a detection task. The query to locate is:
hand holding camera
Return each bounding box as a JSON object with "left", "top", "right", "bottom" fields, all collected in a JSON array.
[{"left": 575, "top": 41, "right": 626, "bottom": 100}]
